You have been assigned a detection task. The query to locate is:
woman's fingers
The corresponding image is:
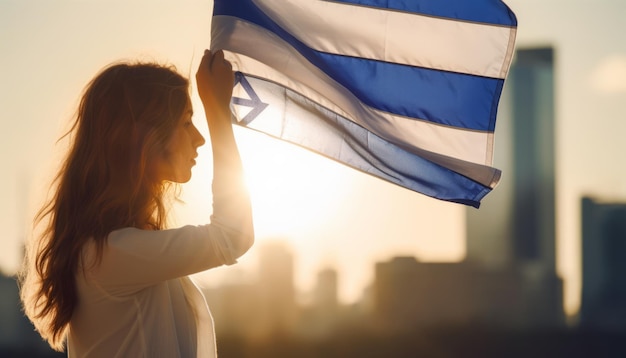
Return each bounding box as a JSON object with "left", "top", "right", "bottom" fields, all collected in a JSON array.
[
  {"left": 210, "top": 50, "right": 222, "bottom": 69},
  {"left": 209, "top": 50, "right": 232, "bottom": 73},
  {"left": 196, "top": 49, "right": 234, "bottom": 109},
  {"left": 198, "top": 50, "right": 231, "bottom": 77}
]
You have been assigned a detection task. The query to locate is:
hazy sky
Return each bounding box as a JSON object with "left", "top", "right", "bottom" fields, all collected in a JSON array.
[{"left": 1, "top": 0, "right": 625, "bottom": 316}]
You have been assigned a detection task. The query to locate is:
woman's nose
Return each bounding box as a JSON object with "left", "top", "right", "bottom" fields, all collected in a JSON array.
[{"left": 193, "top": 126, "right": 206, "bottom": 148}]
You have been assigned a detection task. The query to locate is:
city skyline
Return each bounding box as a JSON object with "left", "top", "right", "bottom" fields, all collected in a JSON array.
[{"left": 5, "top": 235, "right": 624, "bottom": 357}]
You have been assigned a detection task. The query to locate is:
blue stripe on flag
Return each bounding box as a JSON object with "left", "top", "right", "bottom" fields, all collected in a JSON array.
[
  {"left": 232, "top": 74, "right": 491, "bottom": 208},
  {"left": 318, "top": 53, "right": 504, "bottom": 131},
  {"left": 214, "top": 0, "right": 503, "bottom": 131},
  {"left": 332, "top": 0, "right": 517, "bottom": 26}
]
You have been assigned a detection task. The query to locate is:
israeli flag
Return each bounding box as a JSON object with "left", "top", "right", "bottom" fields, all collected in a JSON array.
[{"left": 211, "top": 0, "right": 517, "bottom": 208}]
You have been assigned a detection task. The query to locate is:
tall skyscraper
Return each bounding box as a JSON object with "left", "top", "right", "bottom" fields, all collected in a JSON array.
[
  {"left": 467, "top": 47, "right": 556, "bottom": 273},
  {"left": 302, "top": 267, "right": 341, "bottom": 338},
  {"left": 466, "top": 47, "right": 563, "bottom": 326},
  {"left": 314, "top": 267, "right": 338, "bottom": 313},
  {"left": 580, "top": 197, "right": 626, "bottom": 330},
  {"left": 256, "top": 240, "right": 297, "bottom": 336}
]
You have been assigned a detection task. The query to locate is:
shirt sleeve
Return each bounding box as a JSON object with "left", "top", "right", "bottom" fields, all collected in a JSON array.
[{"left": 88, "top": 222, "right": 244, "bottom": 296}]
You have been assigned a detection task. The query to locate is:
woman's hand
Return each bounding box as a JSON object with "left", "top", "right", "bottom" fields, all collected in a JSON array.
[{"left": 196, "top": 49, "right": 234, "bottom": 113}]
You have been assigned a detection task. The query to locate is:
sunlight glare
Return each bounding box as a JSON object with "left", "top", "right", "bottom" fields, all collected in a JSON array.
[{"left": 236, "top": 128, "right": 348, "bottom": 240}]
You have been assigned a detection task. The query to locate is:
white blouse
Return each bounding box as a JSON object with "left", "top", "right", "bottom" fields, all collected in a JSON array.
[{"left": 67, "top": 223, "right": 245, "bottom": 358}]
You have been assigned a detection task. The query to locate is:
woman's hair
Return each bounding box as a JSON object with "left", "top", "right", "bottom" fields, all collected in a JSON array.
[{"left": 19, "top": 61, "right": 190, "bottom": 351}]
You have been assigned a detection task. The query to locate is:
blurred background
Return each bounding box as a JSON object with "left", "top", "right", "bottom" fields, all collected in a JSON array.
[{"left": 1, "top": 0, "right": 625, "bottom": 357}]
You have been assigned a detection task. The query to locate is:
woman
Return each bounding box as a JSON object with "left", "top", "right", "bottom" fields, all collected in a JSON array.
[{"left": 19, "top": 49, "right": 254, "bottom": 357}]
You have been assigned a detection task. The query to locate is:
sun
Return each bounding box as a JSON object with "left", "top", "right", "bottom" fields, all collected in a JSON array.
[{"left": 235, "top": 128, "right": 348, "bottom": 240}]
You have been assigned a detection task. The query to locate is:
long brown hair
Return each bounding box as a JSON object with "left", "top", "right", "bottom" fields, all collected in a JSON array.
[{"left": 19, "top": 62, "right": 190, "bottom": 351}]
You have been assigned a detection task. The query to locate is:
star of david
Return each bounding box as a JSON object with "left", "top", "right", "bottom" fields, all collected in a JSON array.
[{"left": 231, "top": 72, "right": 269, "bottom": 125}]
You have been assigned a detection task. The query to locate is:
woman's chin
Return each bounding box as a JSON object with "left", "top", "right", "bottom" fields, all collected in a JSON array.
[
  {"left": 175, "top": 175, "right": 192, "bottom": 184},
  {"left": 165, "top": 172, "right": 192, "bottom": 184}
]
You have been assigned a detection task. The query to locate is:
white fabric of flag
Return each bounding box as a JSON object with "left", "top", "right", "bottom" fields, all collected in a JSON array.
[{"left": 211, "top": 0, "right": 517, "bottom": 208}]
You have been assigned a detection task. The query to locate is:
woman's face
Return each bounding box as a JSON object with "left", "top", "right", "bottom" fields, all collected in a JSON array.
[{"left": 155, "top": 102, "right": 206, "bottom": 183}]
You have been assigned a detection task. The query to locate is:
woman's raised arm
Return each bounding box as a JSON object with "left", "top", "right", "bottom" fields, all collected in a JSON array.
[{"left": 196, "top": 49, "right": 254, "bottom": 259}]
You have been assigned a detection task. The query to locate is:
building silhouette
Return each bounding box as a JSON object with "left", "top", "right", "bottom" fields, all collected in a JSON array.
[
  {"left": 256, "top": 240, "right": 298, "bottom": 337},
  {"left": 372, "top": 256, "right": 562, "bottom": 331},
  {"left": 580, "top": 196, "right": 626, "bottom": 331},
  {"left": 0, "top": 273, "right": 53, "bottom": 356},
  {"left": 313, "top": 268, "right": 339, "bottom": 316},
  {"left": 298, "top": 267, "right": 342, "bottom": 339},
  {"left": 465, "top": 47, "right": 564, "bottom": 328},
  {"left": 468, "top": 47, "right": 556, "bottom": 269},
  {"left": 205, "top": 240, "right": 298, "bottom": 341}
]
